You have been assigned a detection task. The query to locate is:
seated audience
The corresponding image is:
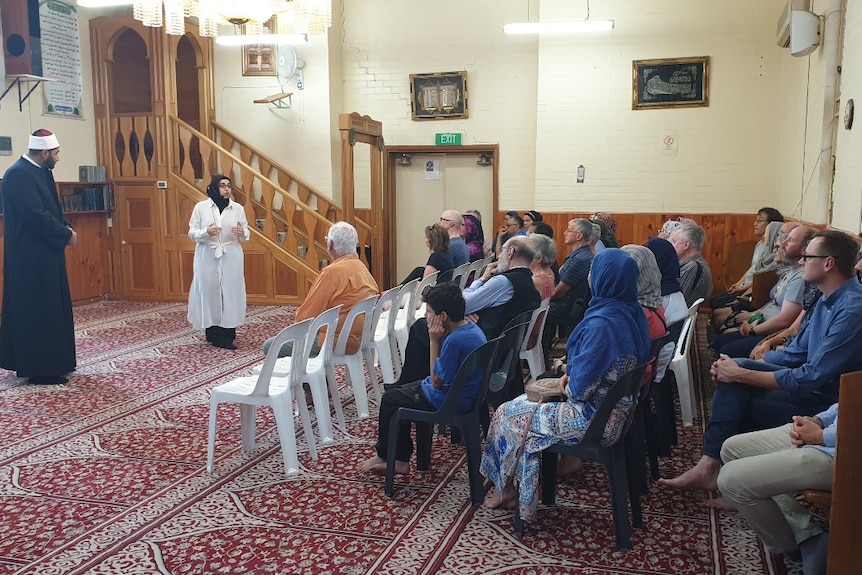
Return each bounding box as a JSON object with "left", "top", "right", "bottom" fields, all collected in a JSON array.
[
  {"left": 711, "top": 207, "right": 783, "bottom": 310},
  {"left": 528, "top": 233, "right": 556, "bottom": 299},
  {"left": 399, "top": 223, "right": 455, "bottom": 285},
  {"left": 466, "top": 209, "right": 493, "bottom": 258},
  {"left": 545, "top": 219, "right": 595, "bottom": 344},
  {"left": 718, "top": 406, "right": 837, "bottom": 574},
  {"left": 395, "top": 236, "right": 541, "bottom": 386},
  {"left": 712, "top": 220, "right": 797, "bottom": 329},
  {"left": 263, "top": 221, "right": 379, "bottom": 357},
  {"left": 668, "top": 223, "right": 714, "bottom": 306},
  {"left": 523, "top": 210, "right": 543, "bottom": 232},
  {"left": 661, "top": 230, "right": 862, "bottom": 492},
  {"left": 592, "top": 212, "right": 619, "bottom": 247},
  {"left": 480, "top": 249, "right": 650, "bottom": 516},
  {"left": 621, "top": 244, "right": 668, "bottom": 382},
  {"left": 439, "top": 210, "right": 469, "bottom": 266},
  {"left": 495, "top": 212, "right": 527, "bottom": 256},
  {"left": 712, "top": 226, "right": 815, "bottom": 359},
  {"left": 530, "top": 222, "right": 560, "bottom": 282},
  {"left": 590, "top": 218, "right": 614, "bottom": 251},
  {"left": 463, "top": 213, "right": 486, "bottom": 262},
  {"left": 359, "top": 283, "right": 486, "bottom": 476},
  {"left": 647, "top": 237, "right": 688, "bottom": 381}
]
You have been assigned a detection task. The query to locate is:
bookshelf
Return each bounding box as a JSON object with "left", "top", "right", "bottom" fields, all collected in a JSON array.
[{"left": 57, "top": 182, "right": 115, "bottom": 213}]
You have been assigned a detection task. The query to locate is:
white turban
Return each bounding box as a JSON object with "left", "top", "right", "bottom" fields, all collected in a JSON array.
[{"left": 29, "top": 131, "right": 60, "bottom": 150}]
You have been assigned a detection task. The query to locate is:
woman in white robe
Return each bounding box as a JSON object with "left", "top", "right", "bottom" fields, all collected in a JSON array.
[{"left": 187, "top": 175, "right": 250, "bottom": 349}]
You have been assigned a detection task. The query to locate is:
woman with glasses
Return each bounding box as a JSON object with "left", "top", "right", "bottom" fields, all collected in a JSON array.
[{"left": 187, "top": 174, "right": 250, "bottom": 350}]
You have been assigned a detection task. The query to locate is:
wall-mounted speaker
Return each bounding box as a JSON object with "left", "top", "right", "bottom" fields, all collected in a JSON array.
[{"left": 0, "top": 0, "right": 41, "bottom": 76}]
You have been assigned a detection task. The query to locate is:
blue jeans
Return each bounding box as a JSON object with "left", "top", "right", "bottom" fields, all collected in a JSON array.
[{"left": 703, "top": 359, "right": 833, "bottom": 459}]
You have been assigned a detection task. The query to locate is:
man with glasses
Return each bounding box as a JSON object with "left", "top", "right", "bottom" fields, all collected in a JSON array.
[
  {"left": 494, "top": 212, "right": 526, "bottom": 257},
  {"left": 438, "top": 210, "right": 469, "bottom": 266},
  {"left": 662, "top": 230, "right": 862, "bottom": 493}
]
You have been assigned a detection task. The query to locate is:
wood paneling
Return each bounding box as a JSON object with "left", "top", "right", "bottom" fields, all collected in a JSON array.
[
  {"left": 828, "top": 371, "right": 862, "bottom": 574},
  {"left": 497, "top": 211, "right": 764, "bottom": 297}
]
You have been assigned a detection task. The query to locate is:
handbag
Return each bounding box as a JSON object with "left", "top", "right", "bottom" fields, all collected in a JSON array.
[{"left": 525, "top": 377, "right": 567, "bottom": 403}]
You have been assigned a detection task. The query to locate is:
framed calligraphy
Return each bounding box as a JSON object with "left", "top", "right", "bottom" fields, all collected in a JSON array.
[
  {"left": 410, "top": 71, "right": 468, "bottom": 120},
  {"left": 632, "top": 56, "right": 709, "bottom": 110}
]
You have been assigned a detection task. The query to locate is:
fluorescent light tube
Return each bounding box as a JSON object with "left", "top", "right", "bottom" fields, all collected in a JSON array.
[
  {"left": 76, "top": 0, "right": 133, "bottom": 6},
  {"left": 215, "top": 34, "right": 309, "bottom": 46},
  {"left": 503, "top": 20, "right": 615, "bottom": 34}
]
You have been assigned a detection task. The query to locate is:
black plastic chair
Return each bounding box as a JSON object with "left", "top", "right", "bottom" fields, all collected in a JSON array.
[
  {"left": 513, "top": 360, "right": 650, "bottom": 551},
  {"left": 634, "top": 334, "right": 670, "bottom": 488},
  {"left": 384, "top": 328, "right": 519, "bottom": 505},
  {"left": 649, "top": 319, "right": 685, "bottom": 457}
]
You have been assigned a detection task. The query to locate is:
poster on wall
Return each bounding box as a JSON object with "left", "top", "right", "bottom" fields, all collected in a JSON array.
[{"left": 39, "top": 0, "right": 83, "bottom": 118}]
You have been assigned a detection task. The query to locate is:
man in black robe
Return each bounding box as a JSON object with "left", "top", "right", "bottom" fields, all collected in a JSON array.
[{"left": 0, "top": 129, "right": 77, "bottom": 384}]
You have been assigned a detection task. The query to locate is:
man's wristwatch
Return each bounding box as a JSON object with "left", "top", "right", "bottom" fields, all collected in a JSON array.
[{"left": 749, "top": 325, "right": 757, "bottom": 336}]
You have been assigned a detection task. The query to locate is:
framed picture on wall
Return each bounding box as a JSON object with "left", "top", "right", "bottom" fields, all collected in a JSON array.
[
  {"left": 242, "top": 43, "right": 277, "bottom": 76},
  {"left": 410, "top": 71, "right": 468, "bottom": 120},
  {"left": 632, "top": 56, "right": 709, "bottom": 110}
]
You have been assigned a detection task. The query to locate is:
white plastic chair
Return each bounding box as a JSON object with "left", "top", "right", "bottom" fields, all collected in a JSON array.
[
  {"left": 410, "top": 271, "right": 441, "bottom": 324},
  {"left": 667, "top": 297, "right": 703, "bottom": 428},
  {"left": 252, "top": 305, "right": 343, "bottom": 443},
  {"left": 519, "top": 298, "right": 551, "bottom": 381},
  {"left": 392, "top": 279, "right": 420, "bottom": 374},
  {"left": 330, "top": 294, "right": 379, "bottom": 419},
  {"left": 450, "top": 262, "right": 472, "bottom": 291},
  {"left": 372, "top": 287, "right": 401, "bottom": 386},
  {"left": 207, "top": 318, "right": 315, "bottom": 476}
]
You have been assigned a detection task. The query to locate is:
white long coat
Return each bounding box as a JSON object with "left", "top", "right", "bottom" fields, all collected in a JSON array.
[{"left": 187, "top": 198, "right": 250, "bottom": 330}]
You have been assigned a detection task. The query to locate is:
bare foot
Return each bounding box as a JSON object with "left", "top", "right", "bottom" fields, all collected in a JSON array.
[
  {"left": 368, "top": 460, "right": 410, "bottom": 476},
  {"left": 557, "top": 455, "right": 583, "bottom": 479},
  {"left": 658, "top": 455, "right": 721, "bottom": 491},
  {"left": 701, "top": 496, "right": 737, "bottom": 511},
  {"left": 484, "top": 486, "right": 517, "bottom": 509},
  {"left": 358, "top": 455, "right": 385, "bottom": 473}
]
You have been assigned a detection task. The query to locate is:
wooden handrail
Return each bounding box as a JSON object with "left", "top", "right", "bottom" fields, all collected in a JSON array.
[
  {"left": 211, "top": 120, "right": 342, "bottom": 223},
  {"left": 169, "top": 115, "right": 351, "bottom": 269}
]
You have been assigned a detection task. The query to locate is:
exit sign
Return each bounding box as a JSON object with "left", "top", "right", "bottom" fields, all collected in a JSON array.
[{"left": 435, "top": 133, "right": 462, "bottom": 145}]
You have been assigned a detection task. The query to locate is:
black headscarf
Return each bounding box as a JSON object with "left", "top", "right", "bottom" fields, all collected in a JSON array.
[{"left": 206, "top": 174, "right": 230, "bottom": 213}]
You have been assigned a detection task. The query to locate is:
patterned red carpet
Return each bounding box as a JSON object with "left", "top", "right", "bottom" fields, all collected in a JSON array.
[{"left": 0, "top": 301, "right": 799, "bottom": 574}]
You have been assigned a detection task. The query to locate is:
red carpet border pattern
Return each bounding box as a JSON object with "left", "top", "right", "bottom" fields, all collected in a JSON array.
[{"left": 0, "top": 302, "right": 798, "bottom": 574}]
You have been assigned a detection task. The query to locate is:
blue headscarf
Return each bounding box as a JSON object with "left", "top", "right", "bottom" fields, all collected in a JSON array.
[
  {"left": 566, "top": 249, "right": 650, "bottom": 395},
  {"left": 647, "top": 237, "right": 682, "bottom": 296}
]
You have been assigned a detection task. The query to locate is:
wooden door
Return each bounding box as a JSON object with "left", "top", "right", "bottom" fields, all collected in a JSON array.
[{"left": 116, "top": 183, "right": 163, "bottom": 299}]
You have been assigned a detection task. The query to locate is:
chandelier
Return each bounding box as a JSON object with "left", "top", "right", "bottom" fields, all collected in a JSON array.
[{"left": 131, "top": 0, "right": 332, "bottom": 37}]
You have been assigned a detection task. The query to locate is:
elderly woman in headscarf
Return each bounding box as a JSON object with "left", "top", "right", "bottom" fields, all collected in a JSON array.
[
  {"left": 621, "top": 245, "right": 668, "bottom": 383},
  {"left": 481, "top": 249, "right": 650, "bottom": 518},
  {"left": 187, "top": 174, "right": 250, "bottom": 350},
  {"left": 592, "top": 212, "right": 619, "bottom": 247}
]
